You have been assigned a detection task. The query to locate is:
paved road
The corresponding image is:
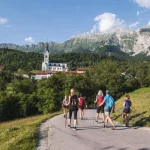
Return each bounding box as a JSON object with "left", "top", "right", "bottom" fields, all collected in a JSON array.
[{"left": 37, "top": 109, "right": 150, "bottom": 150}]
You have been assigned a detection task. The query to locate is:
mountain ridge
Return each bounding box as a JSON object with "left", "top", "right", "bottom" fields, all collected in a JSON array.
[{"left": 1, "top": 25, "right": 150, "bottom": 55}]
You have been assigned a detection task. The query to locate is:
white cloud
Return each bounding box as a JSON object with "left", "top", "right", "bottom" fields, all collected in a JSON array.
[
  {"left": 24, "top": 37, "right": 34, "bottom": 42},
  {"left": 129, "top": 21, "right": 139, "bottom": 28},
  {"left": 133, "top": 0, "right": 150, "bottom": 8},
  {"left": 91, "top": 13, "right": 125, "bottom": 33},
  {"left": 148, "top": 21, "right": 150, "bottom": 25},
  {"left": 0, "top": 17, "right": 8, "bottom": 24}
]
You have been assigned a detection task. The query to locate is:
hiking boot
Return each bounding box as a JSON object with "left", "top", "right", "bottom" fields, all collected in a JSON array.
[
  {"left": 95, "top": 120, "right": 98, "bottom": 123},
  {"left": 111, "top": 126, "right": 116, "bottom": 130},
  {"left": 125, "top": 123, "right": 129, "bottom": 127},
  {"left": 73, "top": 127, "right": 77, "bottom": 130}
]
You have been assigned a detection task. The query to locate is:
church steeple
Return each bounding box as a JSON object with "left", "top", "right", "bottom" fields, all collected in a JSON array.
[{"left": 45, "top": 41, "right": 49, "bottom": 52}]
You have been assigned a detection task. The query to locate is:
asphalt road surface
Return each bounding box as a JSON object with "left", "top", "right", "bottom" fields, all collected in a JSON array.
[{"left": 37, "top": 109, "right": 150, "bottom": 150}]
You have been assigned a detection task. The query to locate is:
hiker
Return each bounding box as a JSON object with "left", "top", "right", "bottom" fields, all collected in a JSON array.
[
  {"left": 99, "top": 90, "right": 116, "bottom": 130},
  {"left": 62, "top": 95, "right": 69, "bottom": 118},
  {"left": 67, "top": 88, "right": 79, "bottom": 130},
  {"left": 79, "top": 93, "right": 87, "bottom": 120},
  {"left": 123, "top": 95, "right": 132, "bottom": 127},
  {"left": 94, "top": 90, "right": 105, "bottom": 124}
]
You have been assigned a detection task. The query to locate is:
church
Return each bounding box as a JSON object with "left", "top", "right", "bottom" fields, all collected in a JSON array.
[{"left": 41, "top": 44, "right": 68, "bottom": 72}]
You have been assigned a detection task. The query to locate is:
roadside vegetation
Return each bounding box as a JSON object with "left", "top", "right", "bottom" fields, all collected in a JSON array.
[
  {"left": 112, "top": 88, "right": 150, "bottom": 127},
  {"left": 0, "top": 112, "right": 60, "bottom": 150}
]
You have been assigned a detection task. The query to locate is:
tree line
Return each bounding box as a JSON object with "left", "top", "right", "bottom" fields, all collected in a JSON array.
[{"left": 0, "top": 57, "right": 150, "bottom": 121}]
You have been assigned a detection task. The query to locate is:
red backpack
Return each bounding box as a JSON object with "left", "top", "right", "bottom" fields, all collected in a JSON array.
[
  {"left": 97, "top": 96, "right": 103, "bottom": 106},
  {"left": 79, "top": 97, "right": 85, "bottom": 107}
]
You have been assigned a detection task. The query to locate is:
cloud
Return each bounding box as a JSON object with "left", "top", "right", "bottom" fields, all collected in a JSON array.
[
  {"left": 129, "top": 21, "right": 139, "bottom": 28},
  {"left": 148, "top": 21, "right": 150, "bottom": 25},
  {"left": 0, "top": 17, "right": 8, "bottom": 24},
  {"left": 24, "top": 37, "right": 34, "bottom": 42},
  {"left": 133, "top": 0, "right": 150, "bottom": 8},
  {"left": 91, "top": 13, "right": 125, "bottom": 33}
]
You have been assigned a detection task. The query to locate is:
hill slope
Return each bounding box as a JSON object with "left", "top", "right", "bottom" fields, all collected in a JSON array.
[{"left": 113, "top": 88, "right": 150, "bottom": 127}]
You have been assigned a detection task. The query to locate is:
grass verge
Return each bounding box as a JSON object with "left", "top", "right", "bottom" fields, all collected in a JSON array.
[
  {"left": 112, "top": 88, "right": 150, "bottom": 127},
  {"left": 0, "top": 112, "right": 61, "bottom": 150}
]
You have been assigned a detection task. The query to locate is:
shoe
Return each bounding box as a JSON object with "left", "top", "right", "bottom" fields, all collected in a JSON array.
[
  {"left": 104, "top": 124, "right": 108, "bottom": 128},
  {"left": 125, "top": 123, "right": 129, "bottom": 127},
  {"left": 73, "top": 127, "right": 77, "bottom": 130},
  {"left": 95, "top": 120, "right": 98, "bottom": 122},
  {"left": 68, "top": 125, "right": 71, "bottom": 128},
  {"left": 111, "top": 126, "right": 116, "bottom": 130}
]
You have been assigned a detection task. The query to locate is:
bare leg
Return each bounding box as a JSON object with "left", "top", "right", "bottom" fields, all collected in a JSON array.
[
  {"left": 82, "top": 109, "right": 84, "bottom": 118},
  {"left": 96, "top": 113, "right": 99, "bottom": 121},
  {"left": 79, "top": 108, "right": 82, "bottom": 118},
  {"left": 101, "top": 113, "right": 105, "bottom": 122},
  {"left": 107, "top": 116, "right": 115, "bottom": 127},
  {"left": 74, "top": 119, "right": 77, "bottom": 127}
]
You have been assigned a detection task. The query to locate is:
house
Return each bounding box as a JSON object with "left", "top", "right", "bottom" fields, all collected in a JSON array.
[{"left": 0, "top": 66, "right": 4, "bottom": 71}]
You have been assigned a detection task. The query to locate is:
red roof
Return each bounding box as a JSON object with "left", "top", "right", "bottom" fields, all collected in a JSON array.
[
  {"left": 77, "top": 68, "right": 88, "bottom": 71},
  {"left": 0, "top": 66, "right": 4, "bottom": 69}
]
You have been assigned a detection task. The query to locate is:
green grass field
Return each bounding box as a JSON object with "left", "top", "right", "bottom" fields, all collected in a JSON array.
[
  {"left": 0, "top": 112, "right": 60, "bottom": 150},
  {"left": 112, "top": 88, "right": 150, "bottom": 127}
]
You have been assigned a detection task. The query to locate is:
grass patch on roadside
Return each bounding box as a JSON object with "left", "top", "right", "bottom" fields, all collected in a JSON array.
[
  {"left": 112, "top": 88, "right": 150, "bottom": 127},
  {"left": 0, "top": 112, "right": 61, "bottom": 150}
]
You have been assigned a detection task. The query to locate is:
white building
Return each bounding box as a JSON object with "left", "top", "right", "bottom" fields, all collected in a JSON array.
[{"left": 42, "top": 45, "right": 68, "bottom": 72}]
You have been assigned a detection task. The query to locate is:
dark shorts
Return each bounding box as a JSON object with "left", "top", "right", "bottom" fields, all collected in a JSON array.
[
  {"left": 97, "top": 106, "right": 104, "bottom": 113},
  {"left": 63, "top": 105, "right": 68, "bottom": 109},
  {"left": 123, "top": 108, "right": 130, "bottom": 114},
  {"left": 69, "top": 109, "right": 78, "bottom": 120}
]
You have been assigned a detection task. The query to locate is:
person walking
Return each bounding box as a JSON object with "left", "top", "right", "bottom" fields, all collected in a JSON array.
[
  {"left": 123, "top": 95, "right": 132, "bottom": 127},
  {"left": 62, "top": 95, "right": 69, "bottom": 118},
  {"left": 99, "top": 90, "right": 116, "bottom": 130},
  {"left": 94, "top": 90, "right": 105, "bottom": 124},
  {"left": 67, "top": 88, "right": 79, "bottom": 130},
  {"left": 79, "top": 93, "right": 87, "bottom": 120}
]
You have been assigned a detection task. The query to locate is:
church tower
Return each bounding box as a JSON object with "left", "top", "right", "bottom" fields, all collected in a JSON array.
[{"left": 42, "top": 42, "right": 49, "bottom": 71}]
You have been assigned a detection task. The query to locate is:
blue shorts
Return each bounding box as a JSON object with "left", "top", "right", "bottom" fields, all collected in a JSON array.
[{"left": 105, "top": 107, "right": 111, "bottom": 116}]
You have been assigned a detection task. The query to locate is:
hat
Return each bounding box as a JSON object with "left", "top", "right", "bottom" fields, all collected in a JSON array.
[{"left": 106, "top": 90, "right": 109, "bottom": 94}]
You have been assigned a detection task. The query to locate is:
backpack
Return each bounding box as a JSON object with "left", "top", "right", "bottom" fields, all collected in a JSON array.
[
  {"left": 107, "top": 96, "right": 115, "bottom": 109},
  {"left": 79, "top": 97, "right": 85, "bottom": 107},
  {"left": 71, "top": 95, "right": 78, "bottom": 109},
  {"left": 97, "top": 96, "right": 104, "bottom": 106}
]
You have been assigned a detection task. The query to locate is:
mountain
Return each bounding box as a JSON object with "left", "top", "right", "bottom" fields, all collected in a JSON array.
[{"left": 1, "top": 25, "right": 150, "bottom": 55}]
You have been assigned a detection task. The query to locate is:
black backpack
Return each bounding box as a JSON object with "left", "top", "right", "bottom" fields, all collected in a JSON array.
[{"left": 70, "top": 95, "right": 78, "bottom": 109}]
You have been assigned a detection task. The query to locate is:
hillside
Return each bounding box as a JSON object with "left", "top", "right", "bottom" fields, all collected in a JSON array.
[
  {"left": 113, "top": 88, "right": 150, "bottom": 127},
  {"left": 0, "top": 25, "right": 150, "bottom": 55}
]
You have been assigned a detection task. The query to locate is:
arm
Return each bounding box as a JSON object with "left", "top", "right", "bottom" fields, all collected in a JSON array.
[
  {"left": 62, "top": 100, "right": 64, "bottom": 107},
  {"left": 123, "top": 101, "right": 125, "bottom": 107},
  {"left": 66, "top": 96, "right": 71, "bottom": 106},
  {"left": 99, "top": 100, "right": 105, "bottom": 107},
  {"left": 94, "top": 96, "right": 98, "bottom": 103}
]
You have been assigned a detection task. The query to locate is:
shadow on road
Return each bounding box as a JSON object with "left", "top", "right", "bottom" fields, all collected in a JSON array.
[{"left": 77, "top": 126, "right": 103, "bottom": 130}]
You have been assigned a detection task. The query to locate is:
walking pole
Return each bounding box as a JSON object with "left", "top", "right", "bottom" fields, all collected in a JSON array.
[
  {"left": 65, "top": 112, "right": 67, "bottom": 128},
  {"left": 93, "top": 103, "right": 96, "bottom": 124}
]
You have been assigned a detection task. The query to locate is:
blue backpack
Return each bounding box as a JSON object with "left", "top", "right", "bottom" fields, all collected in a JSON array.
[{"left": 107, "top": 96, "right": 115, "bottom": 109}]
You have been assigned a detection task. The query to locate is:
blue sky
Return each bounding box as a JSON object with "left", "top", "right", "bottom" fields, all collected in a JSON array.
[{"left": 0, "top": 0, "right": 150, "bottom": 44}]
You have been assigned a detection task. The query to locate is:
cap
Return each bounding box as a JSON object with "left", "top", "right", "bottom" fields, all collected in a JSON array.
[{"left": 106, "top": 90, "right": 109, "bottom": 94}]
